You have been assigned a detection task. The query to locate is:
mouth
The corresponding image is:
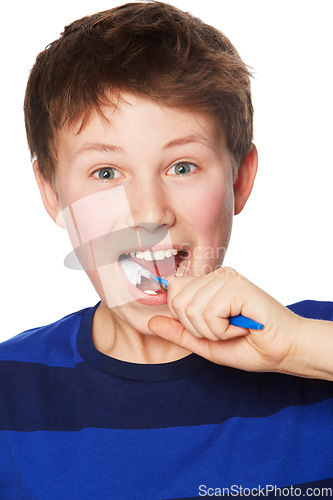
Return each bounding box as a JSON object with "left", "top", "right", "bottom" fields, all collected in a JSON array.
[{"left": 118, "top": 248, "right": 189, "bottom": 299}]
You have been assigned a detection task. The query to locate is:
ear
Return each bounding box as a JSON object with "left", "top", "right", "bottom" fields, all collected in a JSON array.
[
  {"left": 233, "top": 144, "right": 258, "bottom": 215},
  {"left": 33, "top": 160, "right": 65, "bottom": 228}
]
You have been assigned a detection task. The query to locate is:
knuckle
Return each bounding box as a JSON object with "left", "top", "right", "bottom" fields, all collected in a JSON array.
[
  {"left": 203, "top": 304, "right": 219, "bottom": 322},
  {"left": 224, "top": 267, "right": 240, "bottom": 281},
  {"left": 185, "top": 304, "right": 198, "bottom": 318},
  {"left": 215, "top": 266, "right": 241, "bottom": 282},
  {"left": 202, "top": 310, "right": 212, "bottom": 325},
  {"left": 171, "top": 295, "right": 184, "bottom": 312}
]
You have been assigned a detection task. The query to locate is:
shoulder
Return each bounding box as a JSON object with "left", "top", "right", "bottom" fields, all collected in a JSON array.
[
  {"left": 0, "top": 305, "right": 94, "bottom": 368},
  {"left": 287, "top": 300, "right": 333, "bottom": 321}
]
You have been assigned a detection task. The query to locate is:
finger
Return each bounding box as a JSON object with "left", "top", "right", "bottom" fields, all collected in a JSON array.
[
  {"left": 166, "top": 269, "right": 251, "bottom": 341},
  {"left": 167, "top": 275, "right": 220, "bottom": 338},
  {"left": 202, "top": 289, "right": 251, "bottom": 339},
  {"left": 148, "top": 315, "right": 218, "bottom": 361},
  {"left": 166, "top": 306, "right": 205, "bottom": 339},
  {"left": 179, "top": 276, "right": 231, "bottom": 340},
  {"left": 167, "top": 275, "right": 213, "bottom": 320},
  {"left": 187, "top": 271, "right": 257, "bottom": 340},
  {"left": 182, "top": 302, "right": 223, "bottom": 340},
  {"left": 208, "top": 319, "right": 250, "bottom": 339}
]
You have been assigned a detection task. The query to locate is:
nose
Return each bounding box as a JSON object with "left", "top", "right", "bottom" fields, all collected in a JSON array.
[{"left": 125, "top": 178, "right": 176, "bottom": 229}]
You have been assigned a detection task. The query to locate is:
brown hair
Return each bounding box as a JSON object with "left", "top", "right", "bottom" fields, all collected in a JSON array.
[{"left": 24, "top": 1, "right": 253, "bottom": 184}]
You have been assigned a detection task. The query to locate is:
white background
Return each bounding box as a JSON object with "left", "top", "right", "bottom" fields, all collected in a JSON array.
[{"left": 1, "top": 0, "right": 332, "bottom": 341}]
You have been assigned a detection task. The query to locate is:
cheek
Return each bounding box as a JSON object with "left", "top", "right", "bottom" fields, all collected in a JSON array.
[
  {"left": 61, "top": 186, "right": 135, "bottom": 245},
  {"left": 184, "top": 184, "right": 234, "bottom": 238}
]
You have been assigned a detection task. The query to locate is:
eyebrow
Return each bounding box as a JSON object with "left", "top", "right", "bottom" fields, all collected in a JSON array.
[
  {"left": 162, "top": 134, "right": 213, "bottom": 151},
  {"left": 70, "top": 143, "right": 124, "bottom": 163}
]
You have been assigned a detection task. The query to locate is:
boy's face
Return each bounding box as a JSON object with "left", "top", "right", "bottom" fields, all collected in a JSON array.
[{"left": 36, "top": 93, "right": 257, "bottom": 334}]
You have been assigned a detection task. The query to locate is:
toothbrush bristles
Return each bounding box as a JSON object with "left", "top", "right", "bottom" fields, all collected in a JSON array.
[{"left": 120, "top": 259, "right": 167, "bottom": 289}]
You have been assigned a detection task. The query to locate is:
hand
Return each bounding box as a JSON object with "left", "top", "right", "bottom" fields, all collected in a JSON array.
[{"left": 148, "top": 267, "right": 306, "bottom": 375}]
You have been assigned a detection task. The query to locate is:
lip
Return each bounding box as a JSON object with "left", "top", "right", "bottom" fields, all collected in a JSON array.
[{"left": 118, "top": 250, "right": 191, "bottom": 306}]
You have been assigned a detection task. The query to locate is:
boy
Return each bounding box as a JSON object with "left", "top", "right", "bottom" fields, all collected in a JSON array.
[{"left": 1, "top": 2, "right": 333, "bottom": 498}]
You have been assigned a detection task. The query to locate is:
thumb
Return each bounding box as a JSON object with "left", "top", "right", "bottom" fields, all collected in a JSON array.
[
  {"left": 148, "top": 315, "right": 214, "bottom": 360},
  {"left": 148, "top": 315, "right": 185, "bottom": 343}
]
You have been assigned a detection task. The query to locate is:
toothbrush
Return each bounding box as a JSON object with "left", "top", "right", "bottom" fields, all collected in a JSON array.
[{"left": 121, "top": 259, "right": 264, "bottom": 330}]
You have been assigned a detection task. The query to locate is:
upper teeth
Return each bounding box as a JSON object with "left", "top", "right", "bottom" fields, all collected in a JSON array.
[{"left": 127, "top": 248, "right": 180, "bottom": 261}]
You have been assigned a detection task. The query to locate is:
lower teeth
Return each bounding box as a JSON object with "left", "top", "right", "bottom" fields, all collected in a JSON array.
[
  {"left": 175, "top": 260, "right": 187, "bottom": 277},
  {"left": 144, "top": 290, "right": 158, "bottom": 295}
]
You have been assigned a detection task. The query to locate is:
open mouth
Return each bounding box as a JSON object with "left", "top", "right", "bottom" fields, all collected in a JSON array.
[{"left": 119, "top": 248, "right": 189, "bottom": 295}]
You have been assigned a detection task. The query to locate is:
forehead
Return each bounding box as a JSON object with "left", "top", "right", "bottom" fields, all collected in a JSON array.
[{"left": 56, "top": 93, "right": 225, "bottom": 157}]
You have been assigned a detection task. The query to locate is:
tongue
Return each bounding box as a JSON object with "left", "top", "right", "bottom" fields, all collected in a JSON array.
[{"left": 137, "top": 276, "right": 163, "bottom": 293}]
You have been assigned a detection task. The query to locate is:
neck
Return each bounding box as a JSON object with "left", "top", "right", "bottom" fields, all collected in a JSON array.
[{"left": 91, "top": 301, "right": 190, "bottom": 364}]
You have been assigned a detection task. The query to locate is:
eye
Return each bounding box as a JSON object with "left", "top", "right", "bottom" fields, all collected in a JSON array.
[
  {"left": 167, "top": 161, "right": 198, "bottom": 176},
  {"left": 92, "top": 166, "right": 122, "bottom": 181}
]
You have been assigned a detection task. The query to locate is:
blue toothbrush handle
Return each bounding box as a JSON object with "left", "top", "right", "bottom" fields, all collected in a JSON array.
[
  {"left": 154, "top": 275, "right": 264, "bottom": 330},
  {"left": 154, "top": 276, "right": 169, "bottom": 287},
  {"left": 228, "top": 315, "right": 264, "bottom": 330}
]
